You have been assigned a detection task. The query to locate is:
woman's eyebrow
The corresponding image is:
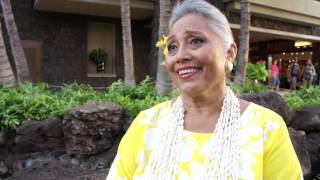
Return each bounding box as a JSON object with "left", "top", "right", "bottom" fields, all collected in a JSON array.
[
  {"left": 167, "top": 30, "right": 205, "bottom": 43},
  {"left": 185, "top": 30, "right": 204, "bottom": 36},
  {"left": 168, "top": 35, "right": 175, "bottom": 43}
]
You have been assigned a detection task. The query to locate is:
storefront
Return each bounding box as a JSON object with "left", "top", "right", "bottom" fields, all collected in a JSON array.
[
  {"left": 246, "top": 38, "right": 319, "bottom": 88},
  {"left": 225, "top": 0, "right": 320, "bottom": 88}
]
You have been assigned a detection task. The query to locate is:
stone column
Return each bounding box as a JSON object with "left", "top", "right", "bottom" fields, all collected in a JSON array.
[
  {"left": 267, "top": 55, "right": 273, "bottom": 87},
  {"left": 313, "top": 42, "right": 320, "bottom": 84},
  {"left": 312, "top": 42, "right": 320, "bottom": 64}
]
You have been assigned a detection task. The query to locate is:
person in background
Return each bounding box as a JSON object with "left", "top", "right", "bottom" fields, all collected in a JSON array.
[
  {"left": 314, "top": 62, "right": 320, "bottom": 85},
  {"left": 289, "top": 59, "right": 300, "bottom": 90},
  {"left": 302, "top": 59, "right": 316, "bottom": 88},
  {"left": 271, "top": 59, "right": 280, "bottom": 91}
]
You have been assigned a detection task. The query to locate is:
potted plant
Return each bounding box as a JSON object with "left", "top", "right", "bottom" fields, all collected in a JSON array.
[{"left": 89, "top": 48, "right": 108, "bottom": 73}]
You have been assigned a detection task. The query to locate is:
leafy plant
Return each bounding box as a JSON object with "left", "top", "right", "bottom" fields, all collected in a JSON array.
[
  {"left": 0, "top": 77, "right": 170, "bottom": 131},
  {"left": 231, "top": 62, "right": 268, "bottom": 94},
  {"left": 105, "top": 76, "right": 170, "bottom": 120},
  {"left": 284, "top": 85, "right": 320, "bottom": 111},
  {"left": 89, "top": 48, "right": 108, "bottom": 64},
  {"left": 231, "top": 79, "right": 268, "bottom": 94},
  {"left": 246, "top": 63, "right": 269, "bottom": 82},
  {"left": 0, "top": 82, "right": 56, "bottom": 131}
]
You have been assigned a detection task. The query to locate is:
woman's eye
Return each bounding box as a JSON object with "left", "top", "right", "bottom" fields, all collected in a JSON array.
[
  {"left": 168, "top": 44, "right": 177, "bottom": 53},
  {"left": 190, "top": 38, "right": 204, "bottom": 45}
]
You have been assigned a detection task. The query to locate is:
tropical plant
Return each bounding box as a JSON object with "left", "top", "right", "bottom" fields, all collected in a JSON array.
[
  {"left": 89, "top": 48, "right": 108, "bottom": 64},
  {"left": 0, "top": 77, "right": 170, "bottom": 131},
  {"left": 284, "top": 85, "right": 320, "bottom": 111},
  {"left": 231, "top": 79, "right": 268, "bottom": 94},
  {"left": 105, "top": 76, "right": 170, "bottom": 120},
  {"left": 246, "top": 62, "right": 268, "bottom": 82},
  {"left": 231, "top": 62, "right": 268, "bottom": 94}
]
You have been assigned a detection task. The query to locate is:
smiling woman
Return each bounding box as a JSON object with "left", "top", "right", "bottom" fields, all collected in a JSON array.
[
  {"left": 165, "top": 13, "right": 235, "bottom": 97},
  {"left": 106, "top": 0, "right": 303, "bottom": 179}
]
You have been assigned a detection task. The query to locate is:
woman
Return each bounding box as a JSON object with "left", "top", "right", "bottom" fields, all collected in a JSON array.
[
  {"left": 107, "top": 0, "right": 302, "bottom": 179},
  {"left": 302, "top": 60, "right": 316, "bottom": 88},
  {"left": 271, "top": 60, "right": 280, "bottom": 91}
]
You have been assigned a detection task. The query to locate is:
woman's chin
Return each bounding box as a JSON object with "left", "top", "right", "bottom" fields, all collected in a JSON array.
[{"left": 178, "top": 84, "right": 202, "bottom": 97}]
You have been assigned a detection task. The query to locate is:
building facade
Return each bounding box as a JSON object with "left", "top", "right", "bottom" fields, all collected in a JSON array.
[
  {"left": 3, "top": 0, "right": 154, "bottom": 88},
  {"left": 2, "top": 0, "right": 320, "bottom": 88},
  {"left": 225, "top": 0, "right": 320, "bottom": 87}
]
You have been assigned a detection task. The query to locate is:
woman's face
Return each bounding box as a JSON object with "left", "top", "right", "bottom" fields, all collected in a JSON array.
[
  {"left": 273, "top": 60, "right": 277, "bottom": 65},
  {"left": 165, "top": 13, "right": 234, "bottom": 96},
  {"left": 307, "top": 60, "right": 312, "bottom": 65}
]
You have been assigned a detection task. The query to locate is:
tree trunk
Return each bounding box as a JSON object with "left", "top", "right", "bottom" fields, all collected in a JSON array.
[
  {"left": 149, "top": 0, "right": 160, "bottom": 79},
  {"left": 1, "top": 0, "right": 30, "bottom": 82},
  {"left": 234, "top": 0, "right": 250, "bottom": 85},
  {"left": 120, "top": 0, "right": 136, "bottom": 87},
  {"left": 0, "top": 21, "right": 16, "bottom": 87},
  {"left": 155, "top": 0, "right": 172, "bottom": 96}
]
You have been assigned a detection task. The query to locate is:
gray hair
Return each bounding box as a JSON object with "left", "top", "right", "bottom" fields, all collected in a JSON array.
[{"left": 169, "top": 0, "right": 234, "bottom": 51}]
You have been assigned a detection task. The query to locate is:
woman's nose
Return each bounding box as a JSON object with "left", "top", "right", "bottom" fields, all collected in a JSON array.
[{"left": 174, "top": 46, "right": 191, "bottom": 64}]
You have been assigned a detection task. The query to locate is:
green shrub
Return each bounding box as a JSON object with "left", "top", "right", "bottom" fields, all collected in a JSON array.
[
  {"left": 231, "top": 79, "right": 268, "bottom": 94},
  {"left": 231, "top": 63, "right": 268, "bottom": 94},
  {"left": 284, "top": 85, "right": 320, "bottom": 111},
  {"left": 57, "top": 83, "right": 107, "bottom": 114},
  {"left": 0, "top": 77, "right": 170, "bottom": 131},
  {"left": 246, "top": 63, "right": 268, "bottom": 82},
  {"left": 105, "top": 76, "right": 170, "bottom": 120},
  {"left": 0, "top": 82, "right": 58, "bottom": 130}
]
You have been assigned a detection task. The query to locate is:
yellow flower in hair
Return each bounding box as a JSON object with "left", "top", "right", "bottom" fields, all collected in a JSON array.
[
  {"left": 156, "top": 35, "right": 169, "bottom": 66},
  {"left": 163, "top": 47, "right": 169, "bottom": 57},
  {"left": 156, "top": 35, "right": 168, "bottom": 48}
]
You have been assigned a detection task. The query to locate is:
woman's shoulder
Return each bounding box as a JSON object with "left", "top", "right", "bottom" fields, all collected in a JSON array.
[
  {"left": 240, "top": 102, "right": 288, "bottom": 146},
  {"left": 130, "top": 100, "right": 172, "bottom": 129},
  {"left": 121, "top": 100, "right": 173, "bottom": 145},
  {"left": 241, "top": 102, "right": 285, "bottom": 130},
  {"left": 250, "top": 103, "right": 283, "bottom": 119},
  {"left": 139, "top": 100, "right": 172, "bottom": 118}
]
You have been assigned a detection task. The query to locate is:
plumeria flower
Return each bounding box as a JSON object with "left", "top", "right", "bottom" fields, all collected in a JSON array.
[{"left": 156, "top": 35, "right": 169, "bottom": 66}]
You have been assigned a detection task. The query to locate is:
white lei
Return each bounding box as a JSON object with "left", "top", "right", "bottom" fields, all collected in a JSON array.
[{"left": 143, "top": 86, "right": 240, "bottom": 179}]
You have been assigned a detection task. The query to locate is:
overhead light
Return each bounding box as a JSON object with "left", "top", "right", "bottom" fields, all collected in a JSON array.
[{"left": 294, "top": 40, "right": 312, "bottom": 48}]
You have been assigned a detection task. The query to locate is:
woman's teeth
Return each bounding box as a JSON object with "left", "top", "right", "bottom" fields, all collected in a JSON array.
[{"left": 178, "top": 68, "right": 198, "bottom": 75}]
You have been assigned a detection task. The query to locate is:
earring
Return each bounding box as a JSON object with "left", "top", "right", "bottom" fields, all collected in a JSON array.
[{"left": 225, "top": 61, "right": 233, "bottom": 73}]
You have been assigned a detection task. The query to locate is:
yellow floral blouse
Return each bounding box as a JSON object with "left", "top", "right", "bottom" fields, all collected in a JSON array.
[{"left": 107, "top": 101, "right": 303, "bottom": 180}]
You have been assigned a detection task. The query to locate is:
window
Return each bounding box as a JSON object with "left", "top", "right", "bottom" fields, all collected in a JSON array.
[{"left": 87, "top": 22, "right": 116, "bottom": 77}]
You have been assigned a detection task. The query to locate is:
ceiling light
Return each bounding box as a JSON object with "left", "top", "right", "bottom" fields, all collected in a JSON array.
[{"left": 294, "top": 41, "right": 312, "bottom": 48}]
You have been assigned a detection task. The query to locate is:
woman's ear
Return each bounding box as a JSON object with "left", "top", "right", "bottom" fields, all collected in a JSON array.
[{"left": 226, "top": 43, "right": 237, "bottom": 62}]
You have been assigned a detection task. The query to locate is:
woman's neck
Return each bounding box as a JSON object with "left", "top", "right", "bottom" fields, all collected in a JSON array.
[{"left": 181, "top": 86, "right": 226, "bottom": 133}]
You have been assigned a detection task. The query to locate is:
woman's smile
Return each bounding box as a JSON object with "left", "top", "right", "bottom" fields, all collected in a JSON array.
[{"left": 176, "top": 66, "right": 202, "bottom": 79}]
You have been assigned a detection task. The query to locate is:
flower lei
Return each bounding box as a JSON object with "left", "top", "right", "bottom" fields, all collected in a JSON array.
[
  {"left": 155, "top": 35, "right": 169, "bottom": 66},
  {"left": 142, "top": 87, "right": 241, "bottom": 179}
]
